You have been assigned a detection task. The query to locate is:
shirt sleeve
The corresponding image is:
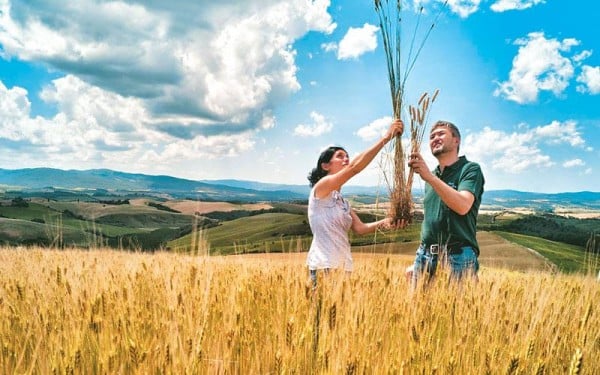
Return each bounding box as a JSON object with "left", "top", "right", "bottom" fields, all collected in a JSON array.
[{"left": 457, "top": 162, "right": 484, "bottom": 199}]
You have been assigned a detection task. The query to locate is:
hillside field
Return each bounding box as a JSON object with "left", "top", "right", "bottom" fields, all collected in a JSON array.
[{"left": 1, "top": 195, "right": 598, "bottom": 275}]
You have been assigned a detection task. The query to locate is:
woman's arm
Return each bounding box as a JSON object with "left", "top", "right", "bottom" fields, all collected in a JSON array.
[
  {"left": 315, "top": 119, "right": 403, "bottom": 196},
  {"left": 350, "top": 210, "right": 396, "bottom": 235}
]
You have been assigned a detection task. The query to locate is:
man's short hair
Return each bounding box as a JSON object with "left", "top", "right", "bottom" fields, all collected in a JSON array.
[{"left": 432, "top": 120, "right": 461, "bottom": 140}]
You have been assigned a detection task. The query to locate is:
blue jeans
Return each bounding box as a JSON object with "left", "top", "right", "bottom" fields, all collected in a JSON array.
[
  {"left": 411, "top": 244, "right": 479, "bottom": 286},
  {"left": 309, "top": 268, "right": 330, "bottom": 289}
]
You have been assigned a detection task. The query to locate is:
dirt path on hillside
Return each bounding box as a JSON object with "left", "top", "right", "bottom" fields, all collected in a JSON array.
[{"left": 476, "top": 231, "right": 557, "bottom": 272}]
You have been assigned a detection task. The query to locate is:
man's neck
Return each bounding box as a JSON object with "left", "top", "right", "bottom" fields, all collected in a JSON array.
[{"left": 436, "top": 153, "right": 460, "bottom": 173}]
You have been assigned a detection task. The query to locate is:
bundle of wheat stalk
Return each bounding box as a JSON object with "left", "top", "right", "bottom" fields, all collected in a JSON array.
[
  {"left": 388, "top": 89, "right": 439, "bottom": 222},
  {"left": 374, "top": 0, "right": 446, "bottom": 223}
]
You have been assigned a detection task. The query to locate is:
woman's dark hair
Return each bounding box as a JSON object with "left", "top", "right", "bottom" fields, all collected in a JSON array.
[{"left": 307, "top": 146, "right": 346, "bottom": 187}]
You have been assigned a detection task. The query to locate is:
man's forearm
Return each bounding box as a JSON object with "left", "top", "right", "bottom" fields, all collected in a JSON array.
[{"left": 425, "top": 175, "right": 474, "bottom": 215}]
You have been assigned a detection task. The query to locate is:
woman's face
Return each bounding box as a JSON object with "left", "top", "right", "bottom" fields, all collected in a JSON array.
[{"left": 322, "top": 149, "right": 349, "bottom": 174}]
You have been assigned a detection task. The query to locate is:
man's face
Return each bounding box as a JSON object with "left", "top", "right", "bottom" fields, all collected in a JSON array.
[{"left": 429, "top": 126, "right": 459, "bottom": 156}]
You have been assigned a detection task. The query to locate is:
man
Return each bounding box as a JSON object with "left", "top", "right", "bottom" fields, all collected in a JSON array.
[{"left": 407, "top": 120, "right": 485, "bottom": 286}]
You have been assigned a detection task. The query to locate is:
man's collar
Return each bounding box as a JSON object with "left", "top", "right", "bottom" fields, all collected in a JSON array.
[{"left": 436, "top": 155, "right": 467, "bottom": 175}]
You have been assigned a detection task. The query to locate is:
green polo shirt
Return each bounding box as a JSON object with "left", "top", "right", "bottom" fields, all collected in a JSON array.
[{"left": 420, "top": 156, "right": 485, "bottom": 255}]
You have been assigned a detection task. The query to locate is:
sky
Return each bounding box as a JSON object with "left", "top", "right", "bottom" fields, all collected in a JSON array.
[{"left": 0, "top": 0, "right": 598, "bottom": 193}]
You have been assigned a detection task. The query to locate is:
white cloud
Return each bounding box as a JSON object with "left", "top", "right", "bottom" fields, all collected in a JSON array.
[
  {"left": 356, "top": 116, "right": 393, "bottom": 141},
  {"left": 337, "top": 23, "right": 379, "bottom": 60},
  {"left": 490, "top": 0, "right": 545, "bottom": 12},
  {"left": 572, "top": 50, "right": 592, "bottom": 64},
  {"left": 494, "top": 32, "right": 579, "bottom": 104},
  {"left": 405, "top": 0, "right": 480, "bottom": 17},
  {"left": 293, "top": 111, "right": 333, "bottom": 137},
  {"left": 0, "top": 0, "right": 336, "bottom": 140},
  {"left": 576, "top": 65, "right": 600, "bottom": 94},
  {"left": 463, "top": 120, "right": 587, "bottom": 173},
  {"left": 0, "top": 78, "right": 137, "bottom": 162},
  {"left": 446, "top": 0, "right": 482, "bottom": 18},
  {"left": 0, "top": 84, "right": 30, "bottom": 130},
  {"left": 39, "top": 76, "right": 149, "bottom": 135},
  {"left": 464, "top": 127, "right": 552, "bottom": 173},
  {"left": 562, "top": 159, "right": 584, "bottom": 168},
  {"left": 321, "top": 42, "right": 337, "bottom": 53},
  {"left": 533, "top": 120, "right": 585, "bottom": 147},
  {"left": 0, "top": 75, "right": 259, "bottom": 172},
  {"left": 0, "top": 0, "right": 342, "bottom": 176}
]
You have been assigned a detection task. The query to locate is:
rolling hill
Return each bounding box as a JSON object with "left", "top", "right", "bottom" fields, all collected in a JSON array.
[
  {"left": 0, "top": 168, "right": 305, "bottom": 202},
  {"left": 2, "top": 167, "right": 599, "bottom": 210}
]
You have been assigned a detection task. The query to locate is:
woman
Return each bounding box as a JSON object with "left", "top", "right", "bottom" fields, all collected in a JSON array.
[{"left": 306, "top": 119, "right": 404, "bottom": 286}]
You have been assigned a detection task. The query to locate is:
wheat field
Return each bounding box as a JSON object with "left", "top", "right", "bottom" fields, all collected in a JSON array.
[{"left": 0, "top": 247, "right": 598, "bottom": 374}]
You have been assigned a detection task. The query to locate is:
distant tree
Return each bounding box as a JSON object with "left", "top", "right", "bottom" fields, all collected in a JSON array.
[
  {"left": 100, "top": 199, "right": 130, "bottom": 205},
  {"left": 498, "top": 215, "right": 590, "bottom": 247},
  {"left": 11, "top": 197, "right": 29, "bottom": 207},
  {"left": 586, "top": 232, "right": 599, "bottom": 254},
  {"left": 147, "top": 201, "right": 179, "bottom": 213}
]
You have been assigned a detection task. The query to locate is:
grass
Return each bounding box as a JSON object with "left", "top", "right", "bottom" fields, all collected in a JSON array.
[
  {"left": 0, "top": 202, "right": 58, "bottom": 220},
  {"left": 168, "top": 212, "right": 421, "bottom": 255},
  {"left": 3, "top": 199, "right": 598, "bottom": 272},
  {"left": 0, "top": 246, "right": 598, "bottom": 374},
  {"left": 0, "top": 212, "right": 151, "bottom": 248},
  {"left": 494, "top": 231, "right": 597, "bottom": 274},
  {"left": 0, "top": 201, "right": 194, "bottom": 248},
  {"left": 39, "top": 200, "right": 161, "bottom": 219},
  {"left": 0, "top": 217, "right": 90, "bottom": 247},
  {"left": 168, "top": 213, "right": 312, "bottom": 254}
]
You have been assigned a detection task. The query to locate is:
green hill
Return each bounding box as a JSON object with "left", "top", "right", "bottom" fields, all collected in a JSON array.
[
  {"left": 0, "top": 199, "right": 196, "bottom": 249},
  {"left": 168, "top": 212, "right": 312, "bottom": 254},
  {"left": 1, "top": 191, "right": 598, "bottom": 275},
  {"left": 494, "top": 231, "right": 593, "bottom": 273},
  {"left": 0, "top": 168, "right": 305, "bottom": 201},
  {"left": 0, "top": 217, "right": 99, "bottom": 247}
]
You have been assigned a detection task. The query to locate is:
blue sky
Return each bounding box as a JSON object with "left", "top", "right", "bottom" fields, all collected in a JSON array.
[{"left": 0, "top": 0, "right": 598, "bottom": 193}]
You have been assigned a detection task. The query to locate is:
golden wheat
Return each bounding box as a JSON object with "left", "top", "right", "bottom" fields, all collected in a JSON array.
[
  {"left": 0, "top": 246, "right": 599, "bottom": 373},
  {"left": 386, "top": 89, "right": 439, "bottom": 222},
  {"left": 569, "top": 348, "right": 583, "bottom": 375}
]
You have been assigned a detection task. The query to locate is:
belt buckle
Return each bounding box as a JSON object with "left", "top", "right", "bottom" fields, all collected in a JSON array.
[{"left": 430, "top": 244, "right": 439, "bottom": 255}]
